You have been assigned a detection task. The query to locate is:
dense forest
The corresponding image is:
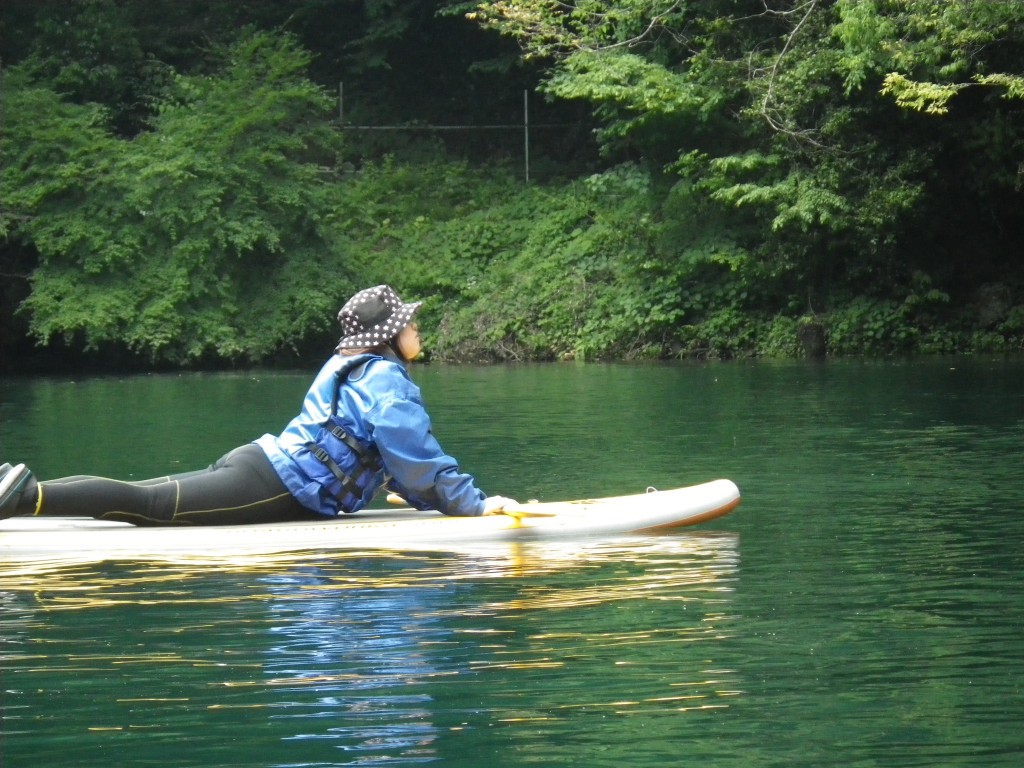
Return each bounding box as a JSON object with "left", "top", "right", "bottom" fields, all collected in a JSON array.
[{"left": 3, "top": 0, "right": 1024, "bottom": 371}]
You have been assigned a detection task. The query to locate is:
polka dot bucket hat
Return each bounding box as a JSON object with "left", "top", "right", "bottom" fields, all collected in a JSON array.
[{"left": 336, "top": 285, "right": 422, "bottom": 350}]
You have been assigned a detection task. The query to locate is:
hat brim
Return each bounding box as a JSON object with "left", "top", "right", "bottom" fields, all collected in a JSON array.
[{"left": 336, "top": 300, "right": 422, "bottom": 349}]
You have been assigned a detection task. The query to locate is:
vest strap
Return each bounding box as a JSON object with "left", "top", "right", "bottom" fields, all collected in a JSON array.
[
  {"left": 305, "top": 354, "right": 385, "bottom": 511},
  {"left": 306, "top": 443, "right": 366, "bottom": 502}
]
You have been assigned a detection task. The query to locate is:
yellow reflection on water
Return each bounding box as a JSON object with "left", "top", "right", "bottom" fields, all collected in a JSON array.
[
  {"left": 0, "top": 534, "right": 738, "bottom": 611},
  {"left": 0, "top": 532, "right": 743, "bottom": 756}
]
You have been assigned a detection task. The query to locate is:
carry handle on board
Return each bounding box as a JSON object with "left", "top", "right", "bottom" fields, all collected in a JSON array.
[{"left": 385, "top": 493, "right": 555, "bottom": 519}]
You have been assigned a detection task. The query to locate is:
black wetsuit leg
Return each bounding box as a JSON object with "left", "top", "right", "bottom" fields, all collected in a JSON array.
[{"left": 28, "top": 445, "right": 319, "bottom": 526}]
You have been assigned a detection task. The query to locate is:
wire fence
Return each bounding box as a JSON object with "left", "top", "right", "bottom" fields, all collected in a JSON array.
[{"left": 334, "top": 85, "right": 591, "bottom": 182}]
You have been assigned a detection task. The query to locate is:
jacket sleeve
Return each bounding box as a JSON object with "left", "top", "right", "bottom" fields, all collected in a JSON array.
[{"left": 370, "top": 394, "right": 486, "bottom": 517}]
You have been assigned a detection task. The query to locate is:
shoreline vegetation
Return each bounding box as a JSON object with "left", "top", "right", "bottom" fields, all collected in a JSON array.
[{"left": 2, "top": 2, "right": 1023, "bottom": 373}]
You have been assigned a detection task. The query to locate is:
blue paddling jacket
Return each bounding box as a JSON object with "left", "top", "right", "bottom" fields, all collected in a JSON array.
[{"left": 255, "top": 352, "right": 487, "bottom": 517}]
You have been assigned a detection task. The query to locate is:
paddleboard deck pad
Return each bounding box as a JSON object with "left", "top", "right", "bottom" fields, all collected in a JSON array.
[{"left": 0, "top": 479, "right": 740, "bottom": 564}]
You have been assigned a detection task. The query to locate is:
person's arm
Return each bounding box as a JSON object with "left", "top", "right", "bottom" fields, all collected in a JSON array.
[{"left": 371, "top": 395, "right": 487, "bottom": 516}]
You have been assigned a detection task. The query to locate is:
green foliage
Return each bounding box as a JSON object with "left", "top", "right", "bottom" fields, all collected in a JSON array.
[
  {"left": 834, "top": 0, "right": 1024, "bottom": 112},
  {"left": 761, "top": 315, "right": 803, "bottom": 358},
  {"left": 826, "top": 298, "right": 914, "bottom": 355},
  {"left": 467, "top": 0, "right": 1024, "bottom": 358},
  {"left": 825, "top": 275, "right": 954, "bottom": 355},
  {"left": 4, "top": 2, "right": 1024, "bottom": 368},
  {"left": 8, "top": 0, "right": 172, "bottom": 135},
  {"left": 544, "top": 50, "right": 713, "bottom": 141},
  {"left": 880, "top": 73, "right": 964, "bottom": 115},
  {"left": 337, "top": 161, "right": 781, "bottom": 362},
  {"left": 3, "top": 30, "right": 346, "bottom": 364}
]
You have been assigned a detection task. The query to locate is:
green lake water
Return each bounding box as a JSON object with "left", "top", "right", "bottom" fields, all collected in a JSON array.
[{"left": 1, "top": 358, "right": 1023, "bottom": 766}]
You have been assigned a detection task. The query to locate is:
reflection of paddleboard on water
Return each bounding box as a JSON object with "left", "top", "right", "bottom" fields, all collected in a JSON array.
[
  {"left": 0, "top": 532, "right": 742, "bottom": 603},
  {"left": 0, "top": 479, "right": 740, "bottom": 565}
]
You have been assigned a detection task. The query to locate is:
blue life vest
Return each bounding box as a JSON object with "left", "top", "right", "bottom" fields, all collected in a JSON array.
[{"left": 292, "top": 354, "right": 382, "bottom": 512}]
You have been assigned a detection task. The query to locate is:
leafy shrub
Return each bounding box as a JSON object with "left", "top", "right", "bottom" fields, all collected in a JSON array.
[{"left": 4, "top": 31, "right": 346, "bottom": 364}]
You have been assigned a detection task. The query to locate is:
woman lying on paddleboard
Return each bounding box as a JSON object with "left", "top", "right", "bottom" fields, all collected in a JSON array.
[{"left": 0, "top": 285, "right": 516, "bottom": 526}]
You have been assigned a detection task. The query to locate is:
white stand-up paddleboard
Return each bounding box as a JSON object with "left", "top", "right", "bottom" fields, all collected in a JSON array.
[{"left": 0, "top": 479, "right": 740, "bottom": 565}]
